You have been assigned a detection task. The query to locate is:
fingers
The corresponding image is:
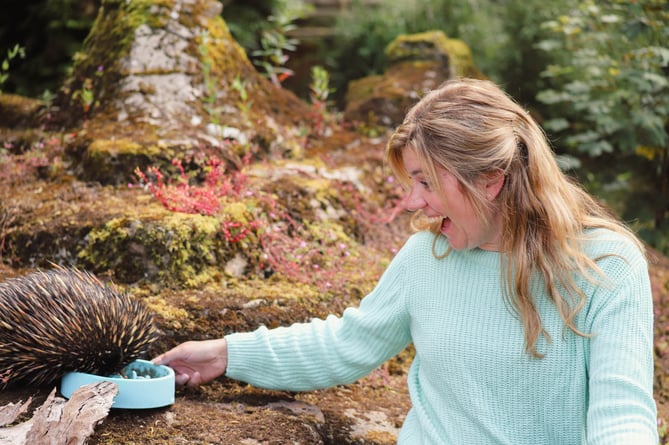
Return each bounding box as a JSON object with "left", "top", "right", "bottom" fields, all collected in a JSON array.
[
  {"left": 174, "top": 371, "right": 202, "bottom": 388},
  {"left": 151, "top": 339, "right": 228, "bottom": 389},
  {"left": 151, "top": 347, "right": 177, "bottom": 365},
  {"left": 152, "top": 345, "right": 184, "bottom": 366},
  {"left": 187, "top": 371, "right": 203, "bottom": 388},
  {"left": 175, "top": 373, "right": 189, "bottom": 385}
]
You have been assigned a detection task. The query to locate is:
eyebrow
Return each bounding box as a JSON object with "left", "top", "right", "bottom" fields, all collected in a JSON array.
[{"left": 408, "top": 169, "right": 422, "bottom": 177}]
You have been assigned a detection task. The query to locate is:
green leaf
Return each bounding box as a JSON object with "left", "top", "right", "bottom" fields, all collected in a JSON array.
[
  {"left": 580, "top": 140, "right": 614, "bottom": 157},
  {"left": 543, "top": 118, "right": 570, "bottom": 132},
  {"left": 592, "top": 115, "right": 623, "bottom": 135},
  {"left": 642, "top": 72, "right": 669, "bottom": 90},
  {"left": 633, "top": 110, "right": 668, "bottom": 147},
  {"left": 564, "top": 80, "right": 591, "bottom": 95},
  {"left": 534, "top": 39, "right": 563, "bottom": 52},
  {"left": 566, "top": 132, "right": 615, "bottom": 156},
  {"left": 555, "top": 154, "right": 581, "bottom": 171},
  {"left": 536, "top": 89, "right": 570, "bottom": 104},
  {"left": 600, "top": 14, "right": 620, "bottom": 24}
]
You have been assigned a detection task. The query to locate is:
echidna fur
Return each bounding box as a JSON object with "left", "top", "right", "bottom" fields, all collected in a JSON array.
[{"left": 0, "top": 267, "right": 158, "bottom": 389}]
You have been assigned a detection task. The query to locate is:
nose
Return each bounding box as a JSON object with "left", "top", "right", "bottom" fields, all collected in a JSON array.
[{"left": 405, "top": 185, "right": 426, "bottom": 212}]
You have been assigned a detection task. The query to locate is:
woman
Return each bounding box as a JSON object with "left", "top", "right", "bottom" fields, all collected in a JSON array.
[{"left": 153, "top": 78, "right": 658, "bottom": 443}]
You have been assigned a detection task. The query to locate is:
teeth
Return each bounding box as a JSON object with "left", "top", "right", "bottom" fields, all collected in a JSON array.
[{"left": 428, "top": 217, "right": 445, "bottom": 224}]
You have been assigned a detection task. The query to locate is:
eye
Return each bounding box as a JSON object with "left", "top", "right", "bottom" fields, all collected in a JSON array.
[{"left": 409, "top": 173, "right": 432, "bottom": 190}]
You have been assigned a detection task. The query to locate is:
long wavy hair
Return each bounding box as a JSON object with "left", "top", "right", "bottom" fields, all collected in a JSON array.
[{"left": 386, "top": 78, "right": 644, "bottom": 357}]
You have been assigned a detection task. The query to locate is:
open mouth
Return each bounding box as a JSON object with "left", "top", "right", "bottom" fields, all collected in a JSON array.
[
  {"left": 428, "top": 216, "right": 450, "bottom": 235},
  {"left": 440, "top": 217, "right": 451, "bottom": 234}
]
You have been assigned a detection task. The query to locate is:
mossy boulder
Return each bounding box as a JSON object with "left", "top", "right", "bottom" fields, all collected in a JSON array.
[
  {"left": 384, "top": 30, "right": 483, "bottom": 77},
  {"left": 344, "top": 30, "right": 484, "bottom": 128},
  {"left": 56, "top": 0, "right": 313, "bottom": 185}
]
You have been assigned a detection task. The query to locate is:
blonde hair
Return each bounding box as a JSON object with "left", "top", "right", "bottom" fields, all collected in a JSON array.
[{"left": 386, "top": 78, "right": 644, "bottom": 357}]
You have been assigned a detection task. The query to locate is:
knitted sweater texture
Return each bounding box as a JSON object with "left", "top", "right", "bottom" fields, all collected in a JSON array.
[{"left": 225, "top": 230, "right": 658, "bottom": 444}]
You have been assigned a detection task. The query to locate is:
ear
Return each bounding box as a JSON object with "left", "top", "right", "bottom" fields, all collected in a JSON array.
[{"left": 483, "top": 169, "right": 505, "bottom": 200}]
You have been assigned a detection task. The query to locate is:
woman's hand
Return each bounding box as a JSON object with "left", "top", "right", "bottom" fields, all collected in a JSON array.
[{"left": 152, "top": 338, "right": 228, "bottom": 388}]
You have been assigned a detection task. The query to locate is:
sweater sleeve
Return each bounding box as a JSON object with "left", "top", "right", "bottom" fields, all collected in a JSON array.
[
  {"left": 224, "top": 237, "right": 414, "bottom": 391},
  {"left": 584, "top": 244, "right": 658, "bottom": 444}
]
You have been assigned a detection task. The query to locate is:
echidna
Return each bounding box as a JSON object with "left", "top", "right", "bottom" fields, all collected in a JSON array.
[{"left": 0, "top": 267, "right": 158, "bottom": 389}]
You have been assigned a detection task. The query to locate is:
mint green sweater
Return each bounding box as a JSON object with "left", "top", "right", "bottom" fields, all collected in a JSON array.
[{"left": 225, "top": 230, "right": 658, "bottom": 444}]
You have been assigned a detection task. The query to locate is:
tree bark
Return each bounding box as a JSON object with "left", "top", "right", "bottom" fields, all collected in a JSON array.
[{"left": 0, "top": 381, "right": 117, "bottom": 445}]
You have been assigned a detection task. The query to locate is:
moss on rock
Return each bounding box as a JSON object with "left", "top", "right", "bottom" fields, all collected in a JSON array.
[
  {"left": 345, "top": 30, "right": 484, "bottom": 128},
  {"left": 80, "top": 138, "right": 164, "bottom": 184},
  {"left": 78, "top": 212, "right": 226, "bottom": 287},
  {"left": 385, "top": 30, "right": 482, "bottom": 79}
]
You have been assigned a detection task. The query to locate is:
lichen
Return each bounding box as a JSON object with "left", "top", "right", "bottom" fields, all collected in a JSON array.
[{"left": 224, "top": 276, "right": 322, "bottom": 303}]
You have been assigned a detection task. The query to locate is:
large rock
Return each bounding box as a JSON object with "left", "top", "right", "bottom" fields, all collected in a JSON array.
[{"left": 57, "top": 0, "right": 313, "bottom": 185}]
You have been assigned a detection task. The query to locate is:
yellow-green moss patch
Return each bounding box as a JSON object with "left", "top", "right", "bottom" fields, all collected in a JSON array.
[
  {"left": 77, "top": 212, "right": 227, "bottom": 287},
  {"left": 385, "top": 30, "right": 483, "bottom": 79}
]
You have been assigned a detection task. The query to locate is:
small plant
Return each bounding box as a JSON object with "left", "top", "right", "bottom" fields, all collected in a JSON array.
[
  {"left": 309, "top": 65, "right": 331, "bottom": 105},
  {"left": 0, "top": 44, "right": 26, "bottom": 93},
  {"left": 231, "top": 76, "right": 253, "bottom": 116},
  {"left": 71, "top": 65, "right": 104, "bottom": 118},
  {"left": 41, "top": 89, "right": 55, "bottom": 112},
  {"left": 308, "top": 65, "right": 334, "bottom": 137},
  {"left": 251, "top": 0, "right": 313, "bottom": 87},
  {"left": 134, "top": 157, "right": 246, "bottom": 216},
  {"left": 197, "top": 31, "right": 224, "bottom": 125}
]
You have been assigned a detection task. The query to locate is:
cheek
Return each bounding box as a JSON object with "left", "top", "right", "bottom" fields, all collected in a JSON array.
[
  {"left": 450, "top": 197, "right": 481, "bottom": 229},
  {"left": 426, "top": 193, "right": 447, "bottom": 212}
]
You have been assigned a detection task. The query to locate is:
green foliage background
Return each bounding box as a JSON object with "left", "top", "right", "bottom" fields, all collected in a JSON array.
[
  {"left": 0, "top": 0, "right": 667, "bottom": 253},
  {"left": 535, "top": 0, "right": 669, "bottom": 252},
  {"left": 0, "top": 0, "right": 99, "bottom": 97}
]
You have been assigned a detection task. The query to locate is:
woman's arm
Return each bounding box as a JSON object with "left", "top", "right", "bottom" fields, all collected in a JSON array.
[
  {"left": 584, "top": 249, "right": 658, "bottom": 444},
  {"left": 223, "top": 236, "right": 419, "bottom": 391}
]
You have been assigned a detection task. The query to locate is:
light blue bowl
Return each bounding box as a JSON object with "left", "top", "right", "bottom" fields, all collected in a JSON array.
[{"left": 60, "top": 359, "right": 175, "bottom": 409}]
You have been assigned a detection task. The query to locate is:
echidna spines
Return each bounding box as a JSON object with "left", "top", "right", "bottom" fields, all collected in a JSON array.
[{"left": 0, "top": 267, "right": 159, "bottom": 389}]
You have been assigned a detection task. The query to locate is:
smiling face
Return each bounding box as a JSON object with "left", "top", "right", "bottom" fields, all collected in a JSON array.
[{"left": 402, "top": 148, "right": 504, "bottom": 252}]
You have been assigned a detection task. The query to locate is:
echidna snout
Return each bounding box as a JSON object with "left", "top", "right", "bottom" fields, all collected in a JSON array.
[{"left": 0, "top": 267, "right": 159, "bottom": 389}]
